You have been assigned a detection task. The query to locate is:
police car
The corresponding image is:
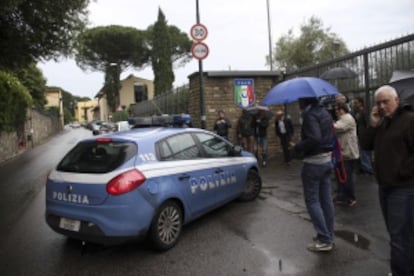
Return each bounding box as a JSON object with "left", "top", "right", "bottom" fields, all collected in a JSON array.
[{"left": 45, "top": 115, "right": 262, "bottom": 250}]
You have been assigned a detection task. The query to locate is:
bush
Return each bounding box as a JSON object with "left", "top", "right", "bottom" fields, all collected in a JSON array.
[{"left": 0, "top": 71, "right": 33, "bottom": 132}]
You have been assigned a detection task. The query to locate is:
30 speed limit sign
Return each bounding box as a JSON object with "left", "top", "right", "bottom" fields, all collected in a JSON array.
[{"left": 190, "top": 24, "right": 208, "bottom": 41}]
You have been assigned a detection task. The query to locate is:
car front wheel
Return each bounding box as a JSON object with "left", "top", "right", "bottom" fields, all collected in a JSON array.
[
  {"left": 239, "top": 169, "right": 262, "bottom": 201},
  {"left": 149, "top": 200, "right": 183, "bottom": 251}
]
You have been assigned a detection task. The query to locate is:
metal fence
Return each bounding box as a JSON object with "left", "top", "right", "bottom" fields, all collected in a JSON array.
[
  {"left": 130, "top": 84, "right": 190, "bottom": 116},
  {"left": 285, "top": 33, "right": 414, "bottom": 109}
]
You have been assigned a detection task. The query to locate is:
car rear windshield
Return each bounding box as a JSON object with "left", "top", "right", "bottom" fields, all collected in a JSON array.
[{"left": 57, "top": 140, "right": 137, "bottom": 173}]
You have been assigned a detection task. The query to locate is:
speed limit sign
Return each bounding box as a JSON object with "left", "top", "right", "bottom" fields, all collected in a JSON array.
[{"left": 190, "top": 24, "right": 208, "bottom": 41}]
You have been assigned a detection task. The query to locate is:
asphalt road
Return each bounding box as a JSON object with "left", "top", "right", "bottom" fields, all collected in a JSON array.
[{"left": 0, "top": 127, "right": 390, "bottom": 275}]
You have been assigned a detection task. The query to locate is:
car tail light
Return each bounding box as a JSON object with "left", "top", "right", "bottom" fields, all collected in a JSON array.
[
  {"left": 96, "top": 137, "right": 113, "bottom": 143},
  {"left": 106, "top": 169, "right": 146, "bottom": 195}
]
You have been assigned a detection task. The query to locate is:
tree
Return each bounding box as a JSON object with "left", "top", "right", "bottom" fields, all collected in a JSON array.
[
  {"left": 150, "top": 9, "right": 175, "bottom": 95},
  {"left": 268, "top": 16, "right": 349, "bottom": 71},
  {"left": 0, "top": 71, "right": 33, "bottom": 132},
  {"left": 75, "top": 25, "right": 148, "bottom": 112},
  {"left": 147, "top": 9, "right": 192, "bottom": 95},
  {"left": 12, "top": 63, "right": 47, "bottom": 108},
  {"left": 0, "top": 0, "right": 90, "bottom": 70}
]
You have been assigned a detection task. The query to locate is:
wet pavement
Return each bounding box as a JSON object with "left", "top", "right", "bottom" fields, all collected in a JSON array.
[{"left": 259, "top": 155, "right": 390, "bottom": 263}]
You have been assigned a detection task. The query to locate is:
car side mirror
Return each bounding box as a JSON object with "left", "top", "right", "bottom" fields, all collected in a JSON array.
[{"left": 231, "top": 145, "right": 242, "bottom": 156}]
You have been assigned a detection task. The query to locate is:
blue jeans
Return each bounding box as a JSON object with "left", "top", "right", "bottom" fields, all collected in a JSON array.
[
  {"left": 359, "top": 146, "right": 373, "bottom": 174},
  {"left": 301, "top": 161, "right": 335, "bottom": 244},
  {"left": 379, "top": 187, "right": 414, "bottom": 275},
  {"left": 255, "top": 136, "right": 268, "bottom": 162}
]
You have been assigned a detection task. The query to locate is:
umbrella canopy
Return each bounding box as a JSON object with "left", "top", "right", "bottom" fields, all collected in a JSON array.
[
  {"left": 246, "top": 105, "right": 273, "bottom": 118},
  {"left": 261, "top": 77, "right": 339, "bottom": 105},
  {"left": 389, "top": 69, "right": 414, "bottom": 107},
  {"left": 320, "top": 67, "right": 358, "bottom": 80}
]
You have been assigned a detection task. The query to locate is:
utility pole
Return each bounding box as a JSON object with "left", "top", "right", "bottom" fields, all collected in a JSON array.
[
  {"left": 196, "top": 0, "right": 206, "bottom": 129},
  {"left": 266, "top": 0, "right": 273, "bottom": 71}
]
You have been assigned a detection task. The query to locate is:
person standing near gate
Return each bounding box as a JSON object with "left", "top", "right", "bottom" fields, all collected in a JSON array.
[
  {"left": 292, "top": 97, "right": 335, "bottom": 252},
  {"left": 253, "top": 109, "right": 270, "bottom": 167},
  {"left": 214, "top": 110, "right": 232, "bottom": 140},
  {"left": 275, "top": 109, "right": 294, "bottom": 165},
  {"left": 333, "top": 103, "right": 359, "bottom": 206},
  {"left": 362, "top": 85, "right": 414, "bottom": 275},
  {"left": 237, "top": 109, "right": 255, "bottom": 153}
]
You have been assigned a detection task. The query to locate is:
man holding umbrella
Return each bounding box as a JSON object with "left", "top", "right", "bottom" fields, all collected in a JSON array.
[
  {"left": 292, "top": 97, "right": 335, "bottom": 252},
  {"left": 262, "top": 76, "right": 338, "bottom": 251}
]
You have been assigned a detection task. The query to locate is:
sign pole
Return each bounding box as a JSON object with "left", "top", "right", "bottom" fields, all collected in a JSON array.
[{"left": 196, "top": 0, "right": 206, "bottom": 129}]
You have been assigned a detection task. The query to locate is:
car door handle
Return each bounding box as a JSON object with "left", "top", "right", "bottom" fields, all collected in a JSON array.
[
  {"left": 215, "top": 169, "right": 224, "bottom": 174},
  {"left": 178, "top": 174, "right": 190, "bottom": 181}
]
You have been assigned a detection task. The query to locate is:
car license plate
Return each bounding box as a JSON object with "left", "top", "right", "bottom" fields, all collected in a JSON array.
[{"left": 59, "top": 217, "right": 81, "bottom": 232}]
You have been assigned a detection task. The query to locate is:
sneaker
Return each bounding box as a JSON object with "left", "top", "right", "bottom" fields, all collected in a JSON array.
[
  {"left": 307, "top": 242, "right": 333, "bottom": 252},
  {"left": 262, "top": 161, "right": 267, "bottom": 167},
  {"left": 348, "top": 199, "right": 357, "bottom": 207}
]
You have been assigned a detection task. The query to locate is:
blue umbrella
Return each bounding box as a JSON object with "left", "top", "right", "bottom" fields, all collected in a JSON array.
[{"left": 261, "top": 77, "right": 339, "bottom": 105}]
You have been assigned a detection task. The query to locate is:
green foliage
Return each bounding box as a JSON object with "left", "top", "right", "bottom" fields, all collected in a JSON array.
[
  {"left": 46, "top": 106, "right": 60, "bottom": 117},
  {"left": 269, "top": 16, "right": 349, "bottom": 71},
  {"left": 75, "top": 25, "right": 148, "bottom": 72},
  {"left": 63, "top": 108, "right": 73, "bottom": 124},
  {"left": 0, "top": 0, "right": 90, "bottom": 70},
  {"left": 12, "top": 63, "right": 47, "bottom": 108},
  {"left": 112, "top": 110, "right": 128, "bottom": 122},
  {"left": 147, "top": 9, "right": 192, "bottom": 95},
  {"left": 151, "top": 9, "right": 174, "bottom": 95},
  {"left": 0, "top": 71, "right": 33, "bottom": 132},
  {"left": 76, "top": 25, "right": 149, "bottom": 112},
  {"left": 104, "top": 64, "right": 121, "bottom": 112}
]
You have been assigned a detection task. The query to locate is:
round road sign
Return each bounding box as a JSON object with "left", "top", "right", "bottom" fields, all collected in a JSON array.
[
  {"left": 190, "top": 24, "right": 208, "bottom": 41},
  {"left": 191, "top": 42, "right": 209, "bottom": 60}
]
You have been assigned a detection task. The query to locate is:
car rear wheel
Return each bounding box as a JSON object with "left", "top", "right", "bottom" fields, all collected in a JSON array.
[
  {"left": 239, "top": 169, "right": 262, "bottom": 201},
  {"left": 149, "top": 200, "right": 183, "bottom": 251}
]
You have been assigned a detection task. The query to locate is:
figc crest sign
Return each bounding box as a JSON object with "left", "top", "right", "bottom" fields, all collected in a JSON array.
[{"left": 234, "top": 79, "right": 255, "bottom": 108}]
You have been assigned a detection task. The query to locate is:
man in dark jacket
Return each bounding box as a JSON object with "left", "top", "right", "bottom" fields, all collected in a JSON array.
[
  {"left": 253, "top": 110, "right": 270, "bottom": 167},
  {"left": 361, "top": 85, "right": 414, "bottom": 275},
  {"left": 214, "top": 110, "right": 232, "bottom": 140},
  {"left": 293, "top": 97, "right": 335, "bottom": 252},
  {"left": 237, "top": 109, "right": 255, "bottom": 153},
  {"left": 275, "top": 109, "right": 294, "bottom": 165}
]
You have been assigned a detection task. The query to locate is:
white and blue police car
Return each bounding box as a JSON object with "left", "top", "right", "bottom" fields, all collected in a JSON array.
[{"left": 45, "top": 115, "right": 262, "bottom": 250}]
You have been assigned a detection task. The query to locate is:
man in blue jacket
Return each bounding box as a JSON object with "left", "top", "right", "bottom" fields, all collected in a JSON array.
[{"left": 293, "top": 97, "right": 335, "bottom": 252}]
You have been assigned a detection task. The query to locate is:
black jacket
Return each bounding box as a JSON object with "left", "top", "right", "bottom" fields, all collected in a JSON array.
[
  {"left": 361, "top": 107, "right": 414, "bottom": 188},
  {"left": 275, "top": 116, "right": 294, "bottom": 139},
  {"left": 294, "top": 104, "right": 333, "bottom": 158}
]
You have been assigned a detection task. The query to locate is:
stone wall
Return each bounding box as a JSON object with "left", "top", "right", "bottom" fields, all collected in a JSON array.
[
  {"left": 0, "top": 108, "right": 62, "bottom": 164},
  {"left": 188, "top": 71, "right": 302, "bottom": 160}
]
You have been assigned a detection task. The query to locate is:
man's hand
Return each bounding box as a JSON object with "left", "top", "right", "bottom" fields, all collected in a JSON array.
[{"left": 370, "top": 106, "right": 383, "bottom": 128}]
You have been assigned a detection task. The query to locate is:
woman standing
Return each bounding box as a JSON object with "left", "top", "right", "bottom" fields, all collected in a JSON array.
[{"left": 333, "top": 103, "right": 360, "bottom": 206}]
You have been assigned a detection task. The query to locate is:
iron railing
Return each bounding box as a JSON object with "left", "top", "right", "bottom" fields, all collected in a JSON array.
[
  {"left": 130, "top": 84, "right": 190, "bottom": 116},
  {"left": 285, "top": 33, "right": 414, "bottom": 109}
]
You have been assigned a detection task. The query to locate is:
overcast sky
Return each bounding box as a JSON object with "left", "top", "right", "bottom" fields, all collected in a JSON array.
[{"left": 37, "top": 0, "right": 414, "bottom": 99}]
